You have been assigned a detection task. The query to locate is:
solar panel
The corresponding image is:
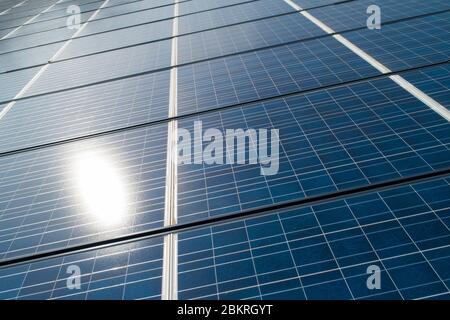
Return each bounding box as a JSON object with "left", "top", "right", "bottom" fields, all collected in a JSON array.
[
  {"left": 24, "top": 39, "right": 172, "bottom": 97},
  {"left": 400, "top": 64, "right": 450, "bottom": 109},
  {"left": 0, "top": 66, "right": 42, "bottom": 102},
  {"left": 344, "top": 12, "right": 450, "bottom": 71},
  {"left": 0, "top": 70, "right": 170, "bottom": 153},
  {"left": 0, "top": 236, "right": 163, "bottom": 299},
  {"left": 178, "top": 37, "right": 380, "bottom": 114},
  {"left": 0, "top": 0, "right": 449, "bottom": 301},
  {"left": 0, "top": 42, "right": 61, "bottom": 72},
  {"left": 309, "top": 0, "right": 450, "bottom": 32},
  {"left": 177, "top": 76, "right": 450, "bottom": 222},
  {"left": 57, "top": 18, "right": 173, "bottom": 60},
  {"left": 0, "top": 27, "right": 76, "bottom": 55},
  {"left": 79, "top": 5, "right": 174, "bottom": 36},
  {"left": 178, "top": 0, "right": 295, "bottom": 34},
  {"left": 95, "top": 0, "right": 174, "bottom": 19},
  {"left": 10, "top": 11, "right": 93, "bottom": 37},
  {"left": 0, "top": 123, "right": 167, "bottom": 259},
  {"left": 178, "top": 13, "right": 325, "bottom": 64},
  {"left": 178, "top": 174, "right": 450, "bottom": 300}
]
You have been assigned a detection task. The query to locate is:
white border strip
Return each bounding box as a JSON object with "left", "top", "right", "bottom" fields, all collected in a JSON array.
[
  {"left": 0, "top": 0, "right": 111, "bottom": 122},
  {"left": 283, "top": 0, "right": 450, "bottom": 123},
  {"left": 162, "top": 0, "right": 179, "bottom": 301},
  {"left": 1, "top": 0, "right": 62, "bottom": 40}
]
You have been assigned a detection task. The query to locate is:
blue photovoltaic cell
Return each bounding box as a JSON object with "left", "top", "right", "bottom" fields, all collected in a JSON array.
[
  {"left": 178, "top": 175, "right": 450, "bottom": 300},
  {"left": 178, "top": 0, "right": 294, "bottom": 35},
  {"left": 0, "top": 70, "right": 170, "bottom": 153},
  {"left": 400, "top": 64, "right": 450, "bottom": 110},
  {"left": 177, "top": 77, "right": 450, "bottom": 222},
  {"left": 177, "top": 13, "right": 325, "bottom": 64},
  {"left": 24, "top": 39, "right": 171, "bottom": 97},
  {"left": 178, "top": 36, "right": 379, "bottom": 115},
  {"left": 307, "top": 0, "right": 450, "bottom": 32},
  {"left": 344, "top": 12, "right": 450, "bottom": 72},
  {"left": 0, "top": 123, "right": 167, "bottom": 260},
  {"left": 57, "top": 18, "right": 173, "bottom": 60},
  {"left": 79, "top": 4, "right": 174, "bottom": 36},
  {"left": 0, "top": 236, "right": 163, "bottom": 300}
]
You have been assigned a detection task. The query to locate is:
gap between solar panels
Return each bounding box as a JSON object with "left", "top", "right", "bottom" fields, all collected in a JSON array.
[
  {"left": 283, "top": 0, "right": 450, "bottom": 123},
  {"left": 162, "top": 0, "right": 179, "bottom": 301},
  {"left": 0, "top": 0, "right": 111, "bottom": 123}
]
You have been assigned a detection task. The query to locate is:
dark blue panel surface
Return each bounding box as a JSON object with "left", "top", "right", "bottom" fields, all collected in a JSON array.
[
  {"left": 308, "top": 0, "right": 450, "bottom": 32},
  {"left": 344, "top": 12, "right": 450, "bottom": 71},
  {"left": 400, "top": 64, "right": 450, "bottom": 110},
  {"left": 24, "top": 39, "right": 171, "bottom": 97},
  {"left": 178, "top": 37, "right": 379, "bottom": 115},
  {"left": 0, "top": 124, "right": 167, "bottom": 260},
  {"left": 177, "top": 77, "right": 450, "bottom": 222},
  {"left": 178, "top": 0, "right": 294, "bottom": 34},
  {"left": 178, "top": 175, "right": 450, "bottom": 300},
  {"left": 0, "top": 71, "right": 169, "bottom": 153},
  {"left": 0, "top": 236, "right": 163, "bottom": 300},
  {"left": 178, "top": 13, "right": 325, "bottom": 64}
]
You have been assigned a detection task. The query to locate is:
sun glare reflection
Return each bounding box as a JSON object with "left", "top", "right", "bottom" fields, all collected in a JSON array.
[{"left": 75, "top": 152, "right": 127, "bottom": 226}]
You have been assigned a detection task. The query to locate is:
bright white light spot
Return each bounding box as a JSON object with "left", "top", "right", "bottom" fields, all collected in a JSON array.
[{"left": 75, "top": 152, "right": 127, "bottom": 226}]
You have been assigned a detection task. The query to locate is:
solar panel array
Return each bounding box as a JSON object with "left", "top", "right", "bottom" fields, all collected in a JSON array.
[{"left": 0, "top": 0, "right": 449, "bottom": 300}]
